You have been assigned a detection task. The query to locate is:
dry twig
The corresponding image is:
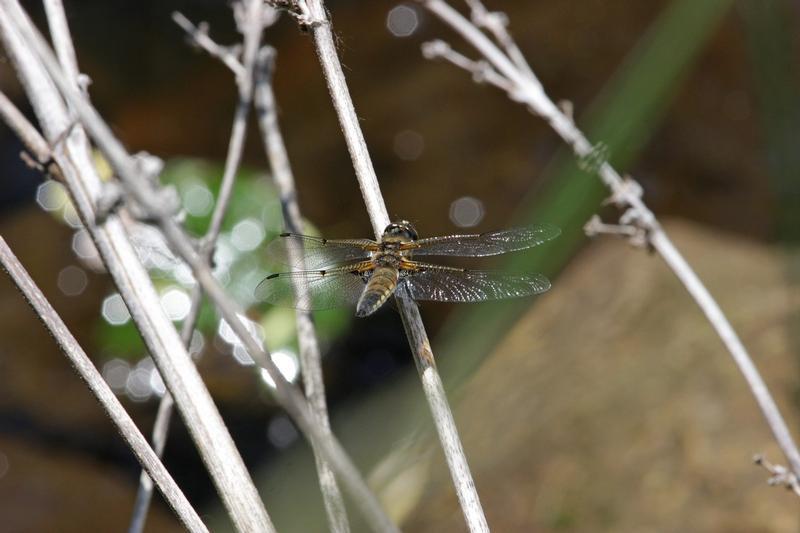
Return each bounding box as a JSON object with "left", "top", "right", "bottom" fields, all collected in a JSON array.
[
  {"left": 0, "top": 2, "right": 276, "bottom": 530},
  {"left": 0, "top": 2, "right": 395, "bottom": 530},
  {"left": 129, "top": 3, "right": 269, "bottom": 532},
  {"left": 0, "top": 237, "right": 208, "bottom": 533},
  {"left": 171, "top": 7, "right": 351, "bottom": 530},
  {"left": 254, "top": 47, "right": 351, "bottom": 532},
  {"left": 275, "top": 0, "right": 490, "bottom": 530},
  {"left": 754, "top": 454, "right": 800, "bottom": 497},
  {"left": 418, "top": 0, "right": 800, "bottom": 492}
]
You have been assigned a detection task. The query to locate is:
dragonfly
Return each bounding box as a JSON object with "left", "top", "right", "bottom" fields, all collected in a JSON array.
[{"left": 255, "top": 220, "right": 560, "bottom": 317}]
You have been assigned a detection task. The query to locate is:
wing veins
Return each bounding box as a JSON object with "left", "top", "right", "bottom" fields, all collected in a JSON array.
[
  {"left": 400, "top": 261, "right": 551, "bottom": 302},
  {"left": 255, "top": 267, "right": 369, "bottom": 311},
  {"left": 402, "top": 223, "right": 560, "bottom": 257},
  {"left": 266, "top": 233, "right": 376, "bottom": 269}
]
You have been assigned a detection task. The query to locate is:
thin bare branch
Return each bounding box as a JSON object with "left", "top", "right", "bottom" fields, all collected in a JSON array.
[
  {"left": 419, "top": 0, "right": 800, "bottom": 490},
  {"left": 0, "top": 237, "right": 208, "bottom": 533},
  {"left": 395, "top": 287, "right": 488, "bottom": 531},
  {"left": 1, "top": 3, "right": 396, "bottom": 530},
  {"left": 422, "top": 39, "right": 514, "bottom": 94},
  {"left": 42, "top": 0, "right": 85, "bottom": 89},
  {"left": 754, "top": 454, "right": 800, "bottom": 497},
  {"left": 129, "top": 3, "right": 269, "bottom": 532},
  {"left": 462, "top": 0, "right": 540, "bottom": 87},
  {"left": 0, "top": 2, "right": 275, "bottom": 531},
  {"left": 0, "top": 91, "right": 52, "bottom": 163},
  {"left": 172, "top": 12, "right": 246, "bottom": 78},
  {"left": 294, "top": 0, "right": 390, "bottom": 237},
  {"left": 255, "top": 47, "right": 351, "bottom": 533},
  {"left": 128, "top": 289, "right": 201, "bottom": 533},
  {"left": 287, "top": 0, "right": 490, "bottom": 530}
]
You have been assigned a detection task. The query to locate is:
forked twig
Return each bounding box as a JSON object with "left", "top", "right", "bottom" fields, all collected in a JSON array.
[
  {"left": 754, "top": 454, "right": 800, "bottom": 497},
  {"left": 175, "top": 8, "right": 350, "bottom": 530},
  {"left": 277, "top": 0, "right": 490, "bottom": 530},
  {"left": 0, "top": 238, "right": 208, "bottom": 533},
  {"left": 254, "top": 47, "right": 351, "bottom": 532},
  {"left": 172, "top": 11, "right": 246, "bottom": 78},
  {"left": 0, "top": 2, "right": 276, "bottom": 531},
  {"left": 1, "top": 3, "right": 396, "bottom": 530},
  {"left": 129, "top": 3, "right": 268, "bottom": 532},
  {"left": 418, "top": 0, "right": 800, "bottom": 492}
]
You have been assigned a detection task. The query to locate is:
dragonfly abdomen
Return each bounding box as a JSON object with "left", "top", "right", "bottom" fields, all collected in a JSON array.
[{"left": 356, "top": 266, "right": 399, "bottom": 317}]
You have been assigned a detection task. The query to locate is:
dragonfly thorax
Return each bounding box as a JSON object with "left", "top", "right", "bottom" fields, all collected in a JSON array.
[{"left": 371, "top": 251, "right": 403, "bottom": 269}]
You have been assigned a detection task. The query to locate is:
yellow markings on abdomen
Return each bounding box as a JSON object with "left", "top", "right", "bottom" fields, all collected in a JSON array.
[{"left": 356, "top": 266, "right": 399, "bottom": 317}]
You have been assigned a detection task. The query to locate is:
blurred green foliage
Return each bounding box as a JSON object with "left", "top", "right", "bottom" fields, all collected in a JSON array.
[{"left": 85, "top": 158, "right": 352, "bottom": 359}]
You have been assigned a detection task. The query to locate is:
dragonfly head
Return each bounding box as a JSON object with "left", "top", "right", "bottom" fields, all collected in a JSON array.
[{"left": 383, "top": 220, "right": 418, "bottom": 242}]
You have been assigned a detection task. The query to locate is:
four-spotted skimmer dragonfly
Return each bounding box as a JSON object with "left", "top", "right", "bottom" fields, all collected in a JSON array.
[{"left": 256, "top": 221, "right": 560, "bottom": 317}]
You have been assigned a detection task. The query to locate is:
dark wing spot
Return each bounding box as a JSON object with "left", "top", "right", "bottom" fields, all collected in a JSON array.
[
  {"left": 319, "top": 270, "right": 326, "bottom": 276},
  {"left": 266, "top": 273, "right": 279, "bottom": 280},
  {"left": 279, "top": 232, "right": 290, "bottom": 237}
]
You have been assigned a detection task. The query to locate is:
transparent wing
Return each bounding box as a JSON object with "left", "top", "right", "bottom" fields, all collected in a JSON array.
[
  {"left": 401, "top": 264, "right": 551, "bottom": 302},
  {"left": 406, "top": 223, "right": 560, "bottom": 257},
  {"left": 266, "top": 233, "right": 377, "bottom": 270},
  {"left": 255, "top": 269, "right": 367, "bottom": 311}
]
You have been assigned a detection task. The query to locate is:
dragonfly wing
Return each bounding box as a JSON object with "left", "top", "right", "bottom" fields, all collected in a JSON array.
[
  {"left": 255, "top": 269, "right": 367, "bottom": 311},
  {"left": 408, "top": 223, "right": 560, "bottom": 257},
  {"left": 402, "top": 265, "right": 551, "bottom": 303},
  {"left": 266, "top": 233, "right": 376, "bottom": 270}
]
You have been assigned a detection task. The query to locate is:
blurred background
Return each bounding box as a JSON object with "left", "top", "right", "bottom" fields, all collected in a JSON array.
[{"left": 1, "top": 0, "right": 800, "bottom": 531}]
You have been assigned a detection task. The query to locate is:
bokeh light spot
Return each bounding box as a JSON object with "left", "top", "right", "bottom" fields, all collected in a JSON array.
[
  {"left": 149, "top": 367, "right": 166, "bottom": 397},
  {"left": 449, "top": 196, "right": 485, "bottom": 227},
  {"left": 231, "top": 218, "right": 265, "bottom": 252},
  {"left": 393, "top": 130, "right": 425, "bottom": 161},
  {"left": 218, "top": 314, "right": 264, "bottom": 366},
  {"left": 62, "top": 201, "right": 83, "bottom": 229},
  {"left": 182, "top": 182, "right": 214, "bottom": 217},
  {"left": 35, "top": 181, "right": 67, "bottom": 212},
  {"left": 57, "top": 265, "right": 88, "bottom": 297},
  {"left": 160, "top": 286, "right": 191, "bottom": 321},
  {"left": 102, "top": 359, "right": 131, "bottom": 392},
  {"left": 387, "top": 5, "right": 419, "bottom": 37},
  {"left": 101, "top": 293, "right": 130, "bottom": 325},
  {"left": 126, "top": 367, "right": 153, "bottom": 402},
  {"left": 72, "top": 230, "right": 99, "bottom": 260},
  {"left": 125, "top": 358, "right": 158, "bottom": 402},
  {"left": 267, "top": 415, "right": 299, "bottom": 449},
  {"left": 259, "top": 349, "right": 300, "bottom": 388}
]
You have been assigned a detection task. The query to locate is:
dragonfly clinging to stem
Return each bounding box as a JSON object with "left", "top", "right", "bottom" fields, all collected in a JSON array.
[{"left": 256, "top": 220, "right": 560, "bottom": 317}]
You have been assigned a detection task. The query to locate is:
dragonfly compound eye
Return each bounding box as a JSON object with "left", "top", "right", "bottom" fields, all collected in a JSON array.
[{"left": 384, "top": 220, "right": 418, "bottom": 241}]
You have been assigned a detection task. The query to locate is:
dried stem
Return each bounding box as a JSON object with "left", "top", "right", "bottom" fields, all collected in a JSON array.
[
  {"left": 296, "top": 0, "right": 389, "bottom": 237},
  {"left": 1, "top": 3, "right": 395, "bottom": 530},
  {"left": 129, "top": 3, "right": 267, "bottom": 532},
  {"left": 419, "top": 0, "right": 800, "bottom": 489},
  {"left": 0, "top": 2, "right": 276, "bottom": 531},
  {"left": 0, "top": 91, "right": 51, "bottom": 164},
  {"left": 174, "top": 8, "right": 352, "bottom": 530},
  {"left": 254, "top": 48, "right": 350, "bottom": 532},
  {"left": 754, "top": 454, "right": 800, "bottom": 496},
  {"left": 0, "top": 237, "right": 208, "bottom": 533},
  {"left": 172, "top": 12, "right": 246, "bottom": 79},
  {"left": 286, "top": 1, "right": 490, "bottom": 530},
  {"left": 395, "top": 288, "right": 488, "bottom": 531}
]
